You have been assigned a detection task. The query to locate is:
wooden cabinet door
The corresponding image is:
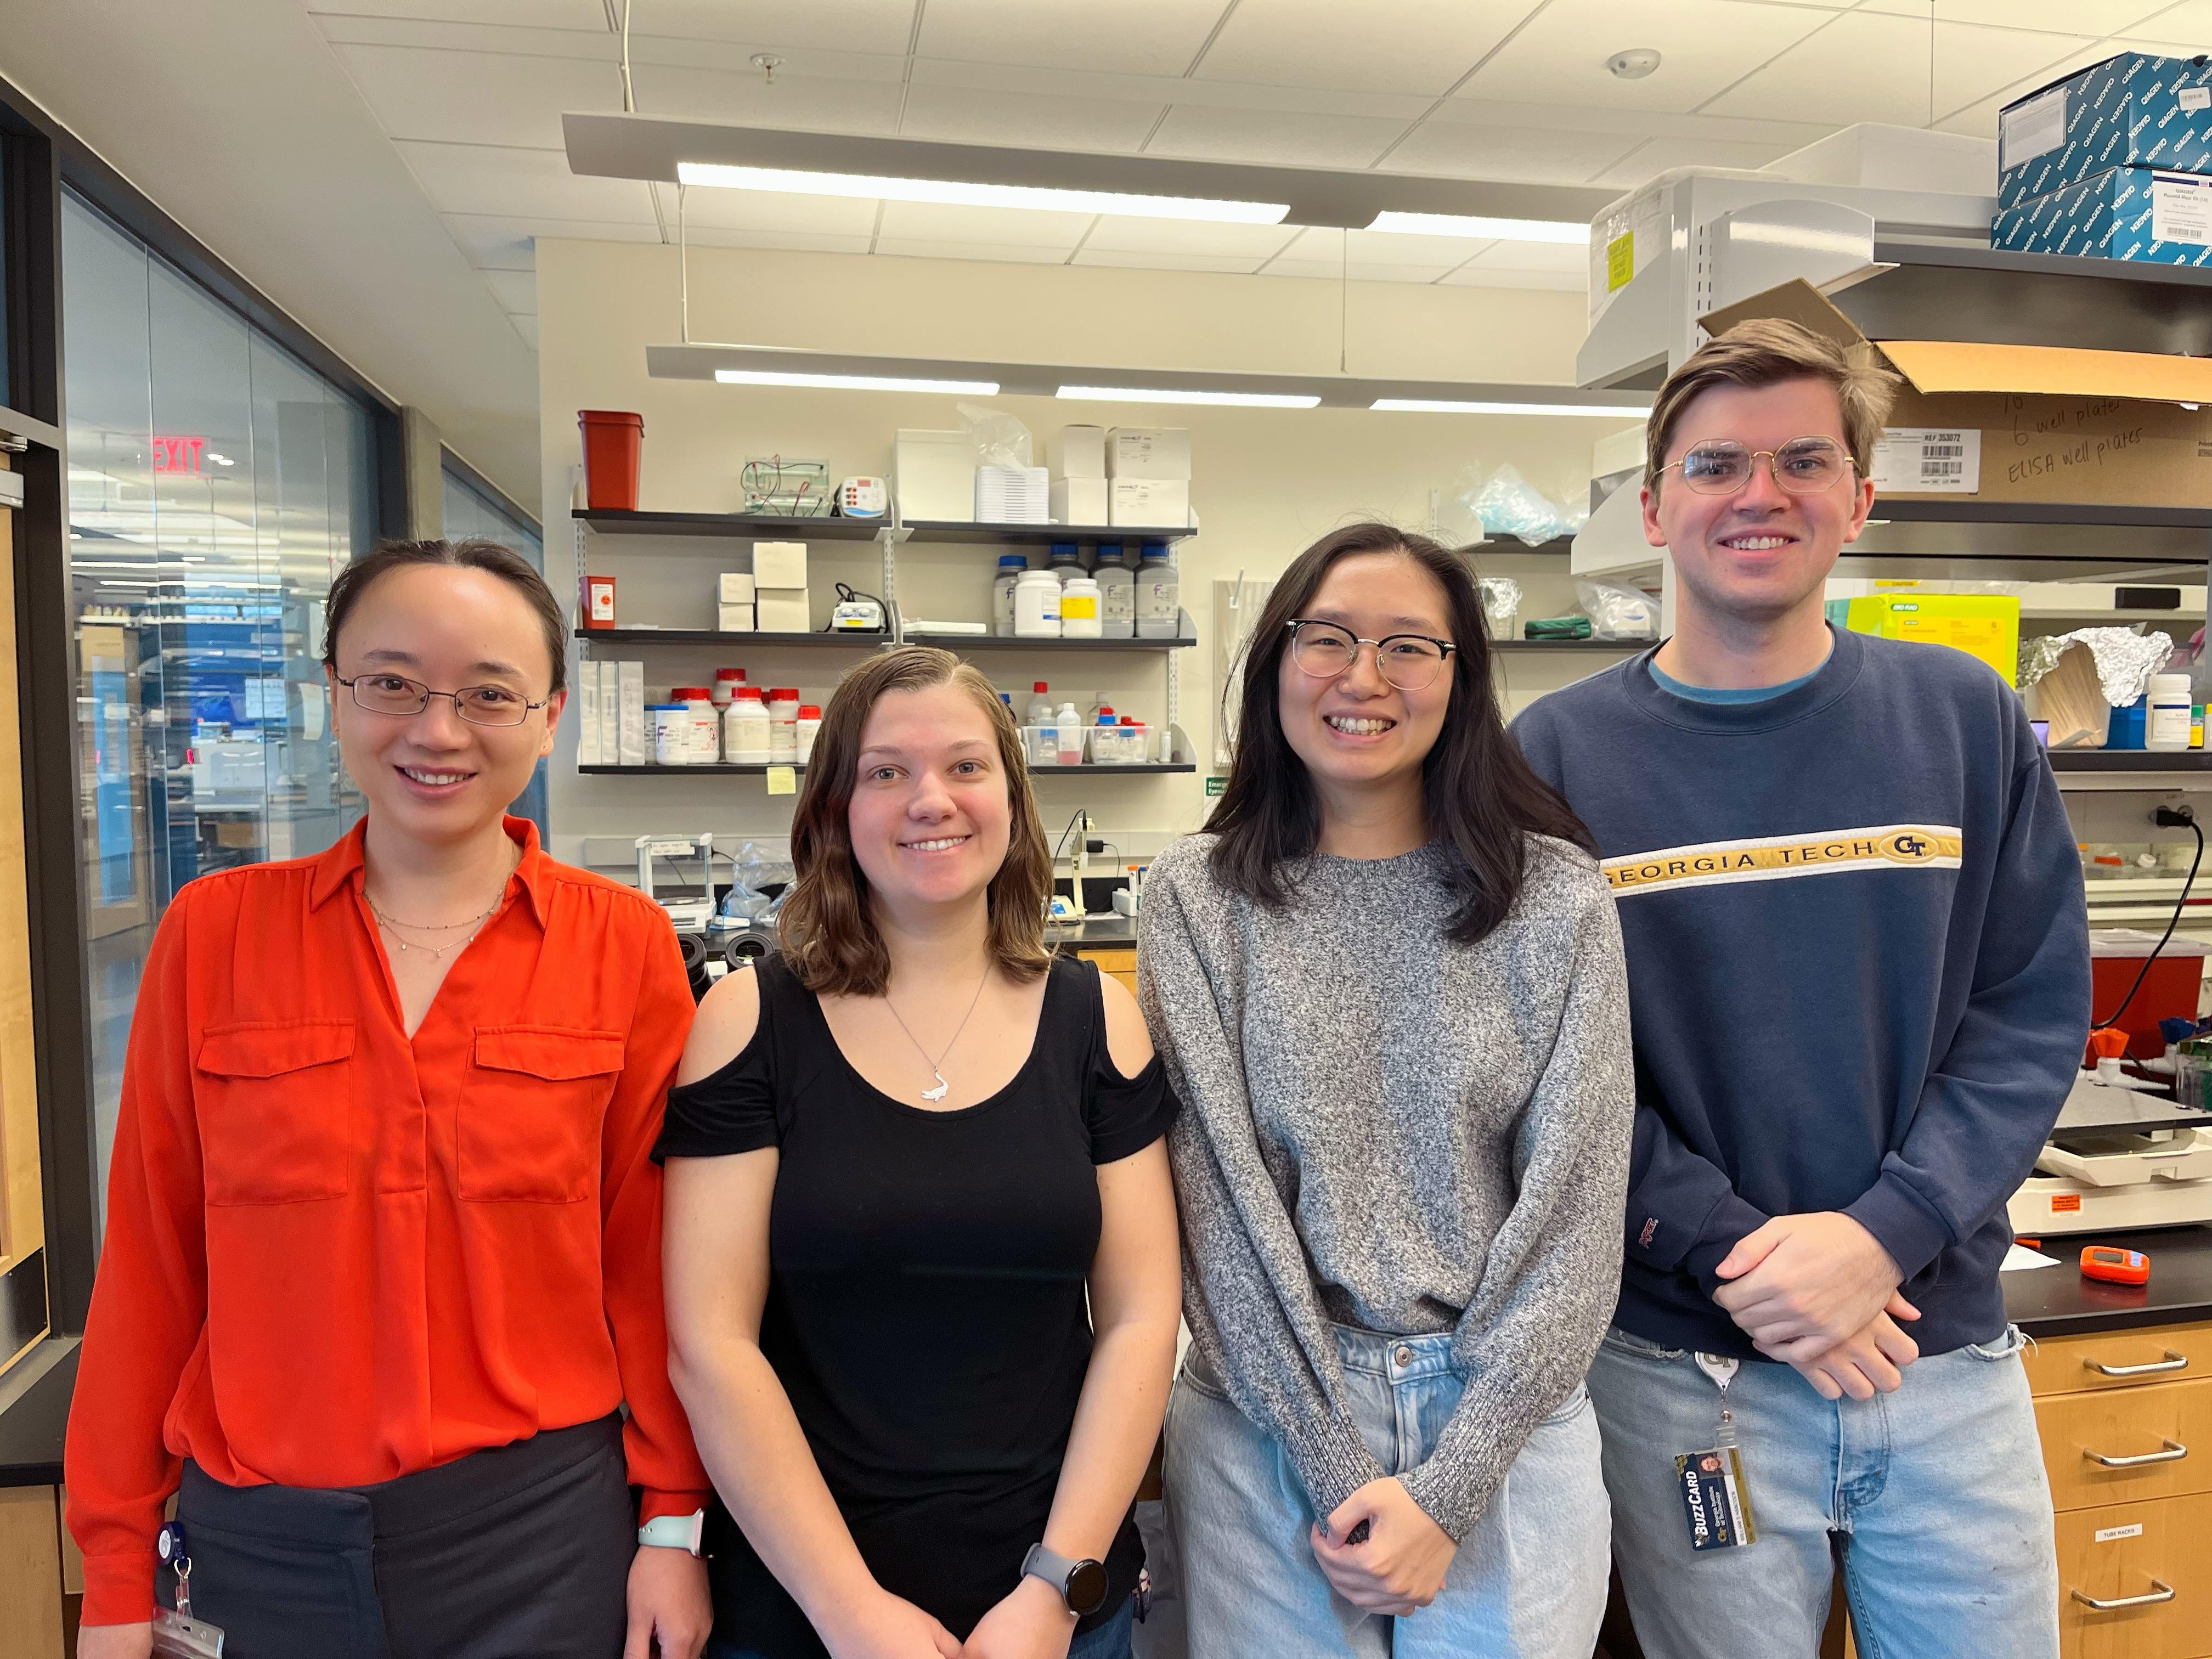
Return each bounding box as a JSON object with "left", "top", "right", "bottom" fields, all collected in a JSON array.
[{"left": 0, "top": 453, "right": 48, "bottom": 1376}]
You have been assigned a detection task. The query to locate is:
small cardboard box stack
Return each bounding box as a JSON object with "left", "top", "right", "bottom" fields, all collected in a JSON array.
[
  {"left": 1991, "top": 52, "right": 2212, "bottom": 267},
  {"left": 1107, "top": 427, "right": 1190, "bottom": 527},
  {"left": 1700, "top": 278, "right": 2212, "bottom": 510},
  {"left": 753, "top": 542, "right": 809, "bottom": 634},
  {"left": 1051, "top": 425, "right": 1108, "bottom": 526},
  {"left": 718, "top": 571, "right": 754, "bottom": 633}
]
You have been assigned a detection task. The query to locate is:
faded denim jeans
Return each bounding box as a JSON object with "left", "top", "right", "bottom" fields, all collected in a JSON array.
[
  {"left": 1159, "top": 1323, "right": 1610, "bottom": 1658},
  {"left": 1588, "top": 1322, "right": 2059, "bottom": 1659}
]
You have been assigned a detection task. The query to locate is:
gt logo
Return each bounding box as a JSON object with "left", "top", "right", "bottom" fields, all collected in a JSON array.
[{"left": 1892, "top": 834, "right": 1929, "bottom": 858}]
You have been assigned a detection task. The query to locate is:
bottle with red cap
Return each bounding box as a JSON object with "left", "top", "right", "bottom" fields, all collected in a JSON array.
[
  {"left": 797, "top": 704, "right": 822, "bottom": 765},
  {"left": 724, "top": 686, "right": 770, "bottom": 764},
  {"left": 767, "top": 689, "right": 801, "bottom": 762},
  {"left": 1026, "top": 682, "right": 1053, "bottom": 728},
  {"left": 672, "top": 687, "right": 718, "bottom": 765},
  {"left": 711, "top": 668, "right": 747, "bottom": 713}
]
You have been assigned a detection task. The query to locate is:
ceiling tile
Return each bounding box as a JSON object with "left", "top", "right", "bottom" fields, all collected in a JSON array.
[
  {"left": 918, "top": 0, "right": 1229, "bottom": 76},
  {"left": 482, "top": 269, "right": 540, "bottom": 314},
  {"left": 335, "top": 44, "right": 614, "bottom": 149},
  {"left": 875, "top": 200, "right": 1096, "bottom": 246},
  {"left": 653, "top": 180, "right": 880, "bottom": 236},
  {"left": 896, "top": 84, "right": 1163, "bottom": 150},
  {"left": 1146, "top": 105, "right": 1410, "bottom": 168},
  {"left": 1854, "top": 0, "right": 2169, "bottom": 32},
  {"left": 872, "top": 239, "right": 1076, "bottom": 264},
  {"left": 634, "top": 0, "right": 919, "bottom": 53},
  {"left": 1259, "top": 257, "right": 1454, "bottom": 283},
  {"left": 394, "top": 140, "right": 659, "bottom": 221},
  {"left": 1438, "top": 264, "right": 1583, "bottom": 291},
  {"left": 2109, "top": 9, "right": 2212, "bottom": 52},
  {"left": 307, "top": 0, "right": 607, "bottom": 28},
  {"left": 1933, "top": 41, "right": 2117, "bottom": 134},
  {"left": 1195, "top": 0, "right": 1539, "bottom": 96},
  {"left": 1455, "top": 0, "right": 1841, "bottom": 115},
  {"left": 679, "top": 226, "right": 878, "bottom": 253},
  {"left": 443, "top": 213, "right": 663, "bottom": 268},
  {"left": 511, "top": 314, "right": 541, "bottom": 350},
  {"left": 1588, "top": 136, "right": 1795, "bottom": 189},
  {"left": 1272, "top": 225, "right": 1502, "bottom": 267},
  {"left": 1384, "top": 120, "right": 1639, "bottom": 183},
  {"left": 1460, "top": 238, "right": 1591, "bottom": 273},
  {"left": 1079, "top": 216, "right": 1302, "bottom": 257},
  {"left": 625, "top": 63, "right": 904, "bottom": 132},
  {"left": 1070, "top": 249, "right": 1270, "bottom": 274},
  {"left": 1704, "top": 17, "right": 2097, "bottom": 126}
]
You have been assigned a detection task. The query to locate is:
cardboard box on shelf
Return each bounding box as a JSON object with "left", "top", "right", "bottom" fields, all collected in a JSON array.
[
  {"left": 1700, "top": 279, "right": 2212, "bottom": 508},
  {"left": 718, "top": 603, "right": 755, "bottom": 633},
  {"left": 1050, "top": 476, "right": 1109, "bottom": 525},
  {"left": 1058, "top": 425, "right": 1107, "bottom": 479},
  {"left": 1992, "top": 166, "right": 2212, "bottom": 267},
  {"left": 576, "top": 666, "right": 601, "bottom": 764},
  {"left": 1109, "top": 477, "right": 1190, "bottom": 527},
  {"left": 718, "top": 571, "right": 755, "bottom": 603},
  {"left": 1997, "top": 52, "right": 2212, "bottom": 210},
  {"left": 1107, "top": 427, "right": 1192, "bottom": 480},
  {"left": 757, "top": 590, "right": 811, "bottom": 633},
  {"left": 895, "top": 430, "right": 975, "bottom": 522},
  {"left": 752, "top": 541, "right": 807, "bottom": 588},
  {"left": 597, "top": 662, "right": 618, "bottom": 764},
  {"left": 617, "top": 661, "right": 646, "bottom": 766},
  {"left": 1826, "top": 592, "right": 2022, "bottom": 684}
]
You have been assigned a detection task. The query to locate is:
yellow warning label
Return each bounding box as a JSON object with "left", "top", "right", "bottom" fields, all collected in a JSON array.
[{"left": 1607, "top": 232, "right": 1635, "bottom": 291}]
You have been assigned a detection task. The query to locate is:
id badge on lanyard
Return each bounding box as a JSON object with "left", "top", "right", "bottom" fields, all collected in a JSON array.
[
  {"left": 1673, "top": 1352, "right": 1758, "bottom": 1552},
  {"left": 152, "top": 1521, "right": 226, "bottom": 1657}
]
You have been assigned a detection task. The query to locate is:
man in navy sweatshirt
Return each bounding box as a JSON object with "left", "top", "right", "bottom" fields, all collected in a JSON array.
[{"left": 1513, "top": 317, "right": 2088, "bottom": 1659}]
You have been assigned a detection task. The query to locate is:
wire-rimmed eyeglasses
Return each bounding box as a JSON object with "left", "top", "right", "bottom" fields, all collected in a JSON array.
[
  {"left": 336, "top": 673, "right": 550, "bottom": 727},
  {"left": 1284, "top": 619, "right": 1456, "bottom": 691},
  {"left": 1656, "top": 436, "right": 1857, "bottom": 496}
]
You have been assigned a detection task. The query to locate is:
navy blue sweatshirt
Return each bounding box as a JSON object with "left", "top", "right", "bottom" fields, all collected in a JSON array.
[{"left": 1512, "top": 626, "right": 2089, "bottom": 1359}]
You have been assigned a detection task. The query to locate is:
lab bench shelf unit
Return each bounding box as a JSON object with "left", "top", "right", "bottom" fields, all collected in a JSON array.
[
  {"left": 903, "top": 630, "right": 1197, "bottom": 652},
  {"left": 579, "top": 763, "right": 1197, "bottom": 777},
  {"left": 574, "top": 628, "right": 888, "bottom": 648},
  {"left": 1492, "top": 639, "right": 1646, "bottom": 652},
  {"left": 573, "top": 509, "right": 1194, "bottom": 547},
  {"left": 2047, "top": 753, "right": 2212, "bottom": 773}
]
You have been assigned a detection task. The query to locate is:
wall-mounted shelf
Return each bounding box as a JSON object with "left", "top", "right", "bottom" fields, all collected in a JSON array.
[
  {"left": 574, "top": 509, "right": 1194, "bottom": 546},
  {"left": 905, "top": 630, "right": 1196, "bottom": 652},
  {"left": 898, "top": 521, "right": 1193, "bottom": 546},
  {"left": 2048, "top": 752, "right": 2212, "bottom": 772},
  {"left": 580, "top": 761, "right": 1195, "bottom": 776},
  {"left": 576, "top": 627, "right": 886, "bottom": 648},
  {"left": 1494, "top": 638, "right": 1644, "bottom": 652}
]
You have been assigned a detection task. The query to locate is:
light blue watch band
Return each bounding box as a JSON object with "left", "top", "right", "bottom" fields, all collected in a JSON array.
[{"left": 637, "top": 1510, "right": 705, "bottom": 1555}]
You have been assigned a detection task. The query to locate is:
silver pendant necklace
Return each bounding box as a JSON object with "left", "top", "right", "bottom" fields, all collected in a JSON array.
[{"left": 883, "top": 970, "right": 991, "bottom": 1103}]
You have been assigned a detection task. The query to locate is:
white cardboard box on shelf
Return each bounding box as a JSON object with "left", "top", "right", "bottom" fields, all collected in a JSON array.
[
  {"left": 757, "top": 589, "right": 811, "bottom": 632},
  {"left": 597, "top": 662, "right": 618, "bottom": 764},
  {"left": 617, "top": 661, "right": 646, "bottom": 765},
  {"left": 718, "top": 571, "right": 755, "bottom": 603},
  {"left": 1110, "top": 477, "right": 1189, "bottom": 526},
  {"left": 1050, "top": 477, "right": 1109, "bottom": 525},
  {"left": 1057, "top": 425, "right": 1107, "bottom": 478},
  {"left": 576, "top": 665, "right": 601, "bottom": 764},
  {"left": 752, "top": 542, "right": 807, "bottom": 587},
  {"left": 718, "top": 603, "right": 755, "bottom": 632},
  {"left": 1107, "top": 427, "right": 1191, "bottom": 480},
  {"left": 895, "top": 430, "right": 975, "bottom": 522}
]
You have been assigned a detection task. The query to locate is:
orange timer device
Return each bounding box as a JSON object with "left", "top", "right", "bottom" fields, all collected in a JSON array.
[{"left": 2080, "top": 1246, "right": 2151, "bottom": 1285}]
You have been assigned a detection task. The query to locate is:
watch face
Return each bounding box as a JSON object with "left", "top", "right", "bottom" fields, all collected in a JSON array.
[{"left": 1065, "top": 1558, "right": 1109, "bottom": 1617}]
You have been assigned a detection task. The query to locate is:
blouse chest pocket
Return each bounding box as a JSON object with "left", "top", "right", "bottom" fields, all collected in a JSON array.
[
  {"left": 194, "top": 1020, "right": 357, "bottom": 1205},
  {"left": 460, "top": 1026, "right": 625, "bottom": 1203}
]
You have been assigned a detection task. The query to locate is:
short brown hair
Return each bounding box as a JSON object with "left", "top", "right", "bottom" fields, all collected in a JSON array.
[
  {"left": 323, "top": 538, "right": 567, "bottom": 695},
  {"left": 780, "top": 646, "right": 1052, "bottom": 997},
  {"left": 1645, "top": 317, "right": 1900, "bottom": 495}
]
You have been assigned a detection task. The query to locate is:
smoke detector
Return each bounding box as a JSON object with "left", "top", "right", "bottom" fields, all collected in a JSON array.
[{"left": 1607, "top": 48, "right": 1662, "bottom": 80}]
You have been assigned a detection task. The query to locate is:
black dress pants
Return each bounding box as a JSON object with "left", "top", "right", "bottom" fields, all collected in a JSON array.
[{"left": 158, "top": 1414, "right": 635, "bottom": 1659}]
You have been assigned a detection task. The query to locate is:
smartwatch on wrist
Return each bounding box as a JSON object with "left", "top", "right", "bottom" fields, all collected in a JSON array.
[
  {"left": 1022, "top": 1542, "right": 1108, "bottom": 1617},
  {"left": 637, "top": 1510, "right": 706, "bottom": 1556}
]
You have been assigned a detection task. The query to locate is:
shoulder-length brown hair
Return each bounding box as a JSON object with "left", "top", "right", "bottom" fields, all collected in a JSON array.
[
  {"left": 1207, "top": 522, "right": 1593, "bottom": 946},
  {"left": 780, "top": 646, "right": 1052, "bottom": 996}
]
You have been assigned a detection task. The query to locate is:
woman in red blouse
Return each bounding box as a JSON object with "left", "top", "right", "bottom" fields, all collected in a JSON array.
[{"left": 67, "top": 539, "right": 712, "bottom": 1659}]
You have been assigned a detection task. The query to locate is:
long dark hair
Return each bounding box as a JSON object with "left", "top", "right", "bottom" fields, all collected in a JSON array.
[{"left": 1205, "top": 522, "right": 1593, "bottom": 945}]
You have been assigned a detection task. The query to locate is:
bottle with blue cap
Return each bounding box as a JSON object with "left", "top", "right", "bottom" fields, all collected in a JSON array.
[{"left": 992, "top": 554, "right": 1028, "bottom": 637}]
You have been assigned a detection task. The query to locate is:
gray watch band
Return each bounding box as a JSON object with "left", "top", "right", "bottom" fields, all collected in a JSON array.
[{"left": 1022, "top": 1542, "right": 1106, "bottom": 1615}]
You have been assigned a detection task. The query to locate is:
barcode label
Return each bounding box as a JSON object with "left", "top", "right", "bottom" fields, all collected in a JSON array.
[{"left": 1871, "top": 428, "right": 1981, "bottom": 494}]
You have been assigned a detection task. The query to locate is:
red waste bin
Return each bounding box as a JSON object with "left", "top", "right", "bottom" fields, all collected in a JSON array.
[{"left": 578, "top": 410, "right": 644, "bottom": 510}]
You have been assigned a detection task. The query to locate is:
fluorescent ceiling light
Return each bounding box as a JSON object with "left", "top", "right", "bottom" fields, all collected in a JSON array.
[
  {"left": 715, "top": 368, "right": 999, "bottom": 395},
  {"left": 1057, "top": 385, "right": 1321, "bottom": 409},
  {"left": 1366, "top": 210, "right": 1590, "bottom": 244},
  {"left": 678, "top": 161, "right": 1288, "bottom": 225},
  {"left": 1372, "top": 398, "right": 1648, "bottom": 417}
]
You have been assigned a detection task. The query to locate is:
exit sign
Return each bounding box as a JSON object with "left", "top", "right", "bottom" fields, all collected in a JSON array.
[{"left": 151, "top": 436, "right": 206, "bottom": 475}]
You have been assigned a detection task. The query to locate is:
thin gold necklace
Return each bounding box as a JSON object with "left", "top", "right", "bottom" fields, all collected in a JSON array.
[
  {"left": 882, "top": 972, "right": 991, "bottom": 1103},
  {"left": 365, "top": 845, "right": 518, "bottom": 962}
]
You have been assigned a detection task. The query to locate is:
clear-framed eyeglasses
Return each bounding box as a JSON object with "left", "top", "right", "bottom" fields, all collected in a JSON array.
[
  {"left": 1657, "top": 436, "right": 1857, "bottom": 496},
  {"left": 336, "top": 673, "right": 550, "bottom": 727},
  {"left": 1284, "top": 619, "right": 1457, "bottom": 692}
]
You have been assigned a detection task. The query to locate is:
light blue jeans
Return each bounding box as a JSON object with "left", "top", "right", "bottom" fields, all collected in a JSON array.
[
  {"left": 1588, "top": 1323, "right": 2059, "bottom": 1659},
  {"left": 1160, "top": 1324, "right": 1611, "bottom": 1658}
]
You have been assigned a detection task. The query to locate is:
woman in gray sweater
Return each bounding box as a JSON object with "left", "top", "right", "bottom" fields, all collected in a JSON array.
[{"left": 1138, "top": 523, "right": 1633, "bottom": 1657}]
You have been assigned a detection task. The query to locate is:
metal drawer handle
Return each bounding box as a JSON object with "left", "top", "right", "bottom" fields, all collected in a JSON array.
[
  {"left": 2070, "top": 1579, "right": 2176, "bottom": 1611},
  {"left": 2084, "top": 1437, "right": 2188, "bottom": 1468},
  {"left": 2084, "top": 1351, "right": 2188, "bottom": 1377}
]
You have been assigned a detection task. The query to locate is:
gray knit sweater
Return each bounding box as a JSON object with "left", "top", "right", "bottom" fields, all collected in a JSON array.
[{"left": 1137, "top": 832, "right": 1633, "bottom": 1541}]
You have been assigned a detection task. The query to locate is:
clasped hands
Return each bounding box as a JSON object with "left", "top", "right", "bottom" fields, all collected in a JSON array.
[{"left": 1712, "top": 1211, "right": 1920, "bottom": 1400}]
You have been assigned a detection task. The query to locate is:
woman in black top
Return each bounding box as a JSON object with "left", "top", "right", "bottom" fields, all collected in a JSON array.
[{"left": 661, "top": 647, "right": 1181, "bottom": 1659}]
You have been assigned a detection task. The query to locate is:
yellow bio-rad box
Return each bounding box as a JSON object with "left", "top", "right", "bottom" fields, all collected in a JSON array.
[{"left": 1827, "top": 591, "right": 2021, "bottom": 685}]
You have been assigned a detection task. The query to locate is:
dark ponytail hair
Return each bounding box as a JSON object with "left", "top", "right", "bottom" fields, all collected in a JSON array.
[
  {"left": 321, "top": 538, "right": 567, "bottom": 695},
  {"left": 1205, "top": 521, "right": 1593, "bottom": 946}
]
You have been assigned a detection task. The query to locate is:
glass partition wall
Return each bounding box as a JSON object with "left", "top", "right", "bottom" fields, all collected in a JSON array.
[{"left": 62, "top": 191, "right": 378, "bottom": 1214}]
